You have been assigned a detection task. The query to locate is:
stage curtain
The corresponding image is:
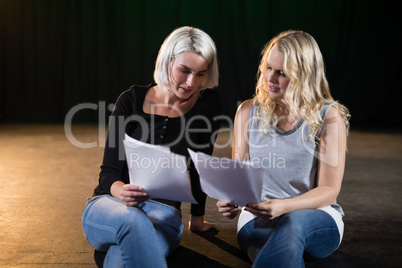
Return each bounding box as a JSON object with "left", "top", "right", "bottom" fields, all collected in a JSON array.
[{"left": 0, "top": 0, "right": 400, "bottom": 127}]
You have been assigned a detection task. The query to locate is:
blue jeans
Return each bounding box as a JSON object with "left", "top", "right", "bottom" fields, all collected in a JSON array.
[
  {"left": 82, "top": 195, "right": 183, "bottom": 268},
  {"left": 238, "top": 209, "right": 340, "bottom": 268}
]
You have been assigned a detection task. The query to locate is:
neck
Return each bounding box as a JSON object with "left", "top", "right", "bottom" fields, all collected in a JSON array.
[
  {"left": 275, "top": 103, "right": 301, "bottom": 130},
  {"left": 145, "top": 85, "right": 198, "bottom": 117},
  {"left": 157, "top": 85, "right": 196, "bottom": 106},
  {"left": 275, "top": 102, "right": 290, "bottom": 116}
]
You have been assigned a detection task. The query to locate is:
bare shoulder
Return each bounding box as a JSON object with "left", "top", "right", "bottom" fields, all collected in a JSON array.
[
  {"left": 236, "top": 99, "right": 253, "bottom": 117},
  {"left": 239, "top": 99, "right": 253, "bottom": 110},
  {"left": 321, "top": 106, "right": 347, "bottom": 142},
  {"left": 324, "top": 106, "right": 344, "bottom": 125},
  {"left": 327, "top": 106, "right": 341, "bottom": 117}
]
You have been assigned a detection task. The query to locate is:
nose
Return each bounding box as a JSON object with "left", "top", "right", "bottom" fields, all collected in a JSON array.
[
  {"left": 267, "top": 71, "right": 276, "bottom": 83},
  {"left": 186, "top": 74, "right": 195, "bottom": 88}
]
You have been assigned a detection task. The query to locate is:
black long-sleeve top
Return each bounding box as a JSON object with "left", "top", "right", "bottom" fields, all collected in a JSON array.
[{"left": 92, "top": 84, "right": 222, "bottom": 216}]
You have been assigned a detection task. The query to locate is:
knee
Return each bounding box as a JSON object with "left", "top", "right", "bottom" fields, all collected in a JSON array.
[
  {"left": 237, "top": 219, "right": 271, "bottom": 262},
  {"left": 276, "top": 211, "right": 308, "bottom": 242},
  {"left": 237, "top": 230, "right": 261, "bottom": 262},
  {"left": 112, "top": 207, "right": 152, "bottom": 240},
  {"left": 120, "top": 207, "right": 150, "bottom": 228}
]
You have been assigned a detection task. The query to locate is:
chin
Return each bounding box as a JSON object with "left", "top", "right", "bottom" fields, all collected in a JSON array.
[{"left": 268, "top": 93, "right": 283, "bottom": 100}]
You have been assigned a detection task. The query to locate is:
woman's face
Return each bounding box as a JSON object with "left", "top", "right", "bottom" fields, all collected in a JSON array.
[
  {"left": 265, "top": 45, "right": 290, "bottom": 100},
  {"left": 170, "top": 52, "right": 208, "bottom": 100}
]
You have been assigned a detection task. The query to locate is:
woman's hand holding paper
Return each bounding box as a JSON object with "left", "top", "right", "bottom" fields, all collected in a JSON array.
[
  {"left": 216, "top": 200, "right": 242, "bottom": 219},
  {"left": 111, "top": 181, "right": 150, "bottom": 207}
]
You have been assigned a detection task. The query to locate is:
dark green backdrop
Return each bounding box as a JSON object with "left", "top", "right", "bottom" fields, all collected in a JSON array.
[{"left": 1, "top": 0, "right": 401, "bottom": 128}]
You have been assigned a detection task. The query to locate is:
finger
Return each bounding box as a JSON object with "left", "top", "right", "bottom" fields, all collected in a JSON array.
[
  {"left": 132, "top": 191, "right": 149, "bottom": 197},
  {"left": 244, "top": 207, "right": 259, "bottom": 215},
  {"left": 224, "top": 207, "right": 241, "bottom": 218},
  {"left": 124, "top": 196, "right": 149, "bottom": 207},
  {"left": 224, "top": 202, "right": 240, "bottom": 209},
  {"left": 217, "top": 200, "right": 231, "bottom": 208},
  {"left": 122, "top": 189, "right": 149, "bottom": 198},
  {"left": 217, "top": 207, "right": 230, "bottom": 213},
  {"left": 122, "top": 184, "right": 142, "bottom": 190},
  {"left": 228, "top": 203, "right": 239, "bottom": 208},
  {"left": 245, "top": 203, "right": 259, "bottom": 208},
  {"left": 245, "top": 207, "right": 272, "bottom": 220},
  {"left": 124, "top": 200, "right": 140, "bottom": 207},
  {"left": 122, "top": 195, "right": 149, "bottom": 203},
  {"left": 218, "top": 206, "right": 235, "bottom": 213},
  {"left": 222, "top": 212, "right": 233, "bottom": 218},
  {"left": 123, "top": 185, "right": 149, "bottom": 196}
]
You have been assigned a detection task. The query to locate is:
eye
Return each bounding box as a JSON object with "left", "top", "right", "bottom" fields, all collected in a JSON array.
[
  {"left": 197, "top": 72, "right": 206, "bottom": 77},
  {"left": 279, "top": 71, "right": 287, "bottom": 77},
  {"left": 180, "top": 68, "right": 190, "bottom": 74}
]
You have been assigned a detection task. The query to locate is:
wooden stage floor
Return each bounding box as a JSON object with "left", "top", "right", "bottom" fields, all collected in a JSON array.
[{"left": 0, "top": 124, "right": 401, "bottom": 267}]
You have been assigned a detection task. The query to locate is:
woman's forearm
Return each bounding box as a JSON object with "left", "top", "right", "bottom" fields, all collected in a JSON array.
[
  {"left": 282, "top": 185, "right": 340, "bottom": 213},
  {"left": 110, "top": 181, "right": 125, "bottom": 200}
]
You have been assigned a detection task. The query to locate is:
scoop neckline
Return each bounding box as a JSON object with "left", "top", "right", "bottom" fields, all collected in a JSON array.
[
  {"left": 275, "top": 119, "right": 304, "bottom": 135},
  {"left": 140, "top": 84, "right": 199, "bottom": 119}
]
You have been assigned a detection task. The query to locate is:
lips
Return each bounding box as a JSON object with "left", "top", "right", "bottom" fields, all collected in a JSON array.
[
  {"left": 180, "top": 87, "right": 193, "bottom": 93},
  {"left": 269, "top": 84, "right": 280, "bottom": 92}
]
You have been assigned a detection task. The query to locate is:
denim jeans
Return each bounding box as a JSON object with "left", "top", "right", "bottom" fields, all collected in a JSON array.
[
  {"left": 82, "top": 195, "right": 183, "bottom": 268},
  {"left": 237, "top": 209, "right": 340, "bottom": 268}
]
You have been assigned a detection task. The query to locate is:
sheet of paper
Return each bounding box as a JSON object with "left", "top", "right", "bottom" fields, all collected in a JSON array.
[
  {"left": 237, "top": 208, "right": 257, "bottom": 232},
  {"left": 123, "top": 134, "right": 198, "bottom": 204},
  {"left": 188, "top": 149, "right": 264, "bottom": 207}
]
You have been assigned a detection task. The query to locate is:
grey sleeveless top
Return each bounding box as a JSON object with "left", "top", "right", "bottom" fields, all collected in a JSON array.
[{"left": 249, "top": 103, "right": 344, "bottom": 216}]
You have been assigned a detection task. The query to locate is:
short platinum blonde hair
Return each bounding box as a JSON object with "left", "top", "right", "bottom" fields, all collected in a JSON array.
[
  {"left": 255, "top": 30, "right": 350, "bottom": 140},
  {"left": 154, "top": 26, "right": 219, "bottom": 91}
]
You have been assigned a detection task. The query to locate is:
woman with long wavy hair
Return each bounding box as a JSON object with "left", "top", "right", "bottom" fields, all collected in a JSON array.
[{"left": 217, "top": 30, "right": 350, "bottom": 267}]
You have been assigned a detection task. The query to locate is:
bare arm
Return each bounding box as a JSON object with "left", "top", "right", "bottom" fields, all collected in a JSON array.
[
  {"left": 217, "top": 100, "right": 253, "bottom": 218},
  {"left": 232, "top": 99, "right": 252, "bottom": 161}
]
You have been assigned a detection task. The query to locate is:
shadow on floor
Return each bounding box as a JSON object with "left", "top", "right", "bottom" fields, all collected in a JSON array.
[
  {"left": 167, "top": 246, "right": 234, "bottom": 268},
  {"left": 305, "top": 251, "right": 398, "bottom": 268},
  {"left": 191, "top": 228, "right": 250, "bottom": 263}
]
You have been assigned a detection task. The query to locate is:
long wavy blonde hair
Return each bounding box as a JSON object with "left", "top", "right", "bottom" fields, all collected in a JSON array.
[{"left": 254, "top": 30, "right": 350, "bottom": 141}]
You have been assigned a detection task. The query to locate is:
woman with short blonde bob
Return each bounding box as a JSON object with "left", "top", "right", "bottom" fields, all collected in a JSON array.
[
  {"left": 217, "top": 30, "right": 350, "bottom": 267},
  {"left": 154, "top": 27, "right": 219, "bottom": 92},
  {"left": 82, "top": 26, "right": 222, "bottom": 267}
]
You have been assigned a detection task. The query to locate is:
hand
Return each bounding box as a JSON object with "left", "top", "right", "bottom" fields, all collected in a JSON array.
[
  {"left": 188, "top": 215, "right": 214, "bottom": 232},
  {"left": 245, "top": 199, "right": 287, "bottom": 221},
  {"left": 216, "top": 200, "right": 242, "bottom": 219},
  {"left": 120, "top": 184, "right": 149, "bottom": 207}
]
